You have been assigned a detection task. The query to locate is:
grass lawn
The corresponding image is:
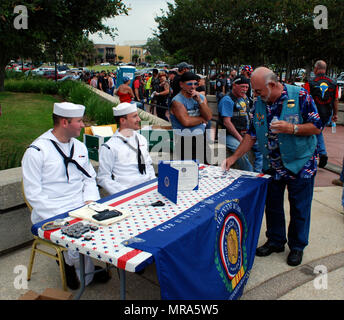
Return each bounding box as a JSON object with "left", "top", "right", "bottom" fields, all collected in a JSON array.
[
  {"left": 0, "top": 92, "right": 59, "bottom": 169},
  {"left": 87, "top": 65, "right": 119, "bottom": 73}
]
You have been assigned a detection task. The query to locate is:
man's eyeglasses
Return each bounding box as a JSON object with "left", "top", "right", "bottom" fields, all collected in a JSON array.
[{"left": 185, "top": 82, "right": 198, "bottom": 86}]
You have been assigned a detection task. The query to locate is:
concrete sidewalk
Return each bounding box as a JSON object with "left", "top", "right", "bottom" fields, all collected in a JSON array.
[{"left": 0, "top": 127, "right": 343, "bottom": 300}]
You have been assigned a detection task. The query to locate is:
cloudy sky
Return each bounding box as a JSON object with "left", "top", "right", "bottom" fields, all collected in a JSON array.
[{"left": 89, "top": 0, "right": 174, "bottom": 45}]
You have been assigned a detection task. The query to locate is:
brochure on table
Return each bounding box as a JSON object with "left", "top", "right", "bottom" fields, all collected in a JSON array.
[{"left": 158, "top": 160, "right": 199, "bottom": 204}]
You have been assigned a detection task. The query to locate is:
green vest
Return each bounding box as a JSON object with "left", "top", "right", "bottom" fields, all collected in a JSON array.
[{"left": 253, "top": 84, "right": 317, "bottom": 174}]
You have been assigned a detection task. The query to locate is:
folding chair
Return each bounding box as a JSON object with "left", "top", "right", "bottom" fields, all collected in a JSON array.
[{"left": 22, "top": 181, "right": 68, "bottom": 291}]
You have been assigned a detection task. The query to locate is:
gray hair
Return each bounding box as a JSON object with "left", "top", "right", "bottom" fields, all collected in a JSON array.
[{"left": 264, "top": 72, "right": 279, "bottom": 85}]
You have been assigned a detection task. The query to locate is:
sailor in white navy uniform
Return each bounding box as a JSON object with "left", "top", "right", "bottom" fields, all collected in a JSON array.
[
  {"left": 97, "top": 102, "right": 156, "bottom": 195},
  {"left": 22, "top": 102, "right": 109, "bottom": 289}
]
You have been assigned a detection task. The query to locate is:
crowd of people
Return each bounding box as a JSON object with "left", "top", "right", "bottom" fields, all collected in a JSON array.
[
  {"left": 20, "top": 57, "right": 344, "bottom": 292},
  {"left": 75, "top": 62, "right": 207, "bottom": 122}
]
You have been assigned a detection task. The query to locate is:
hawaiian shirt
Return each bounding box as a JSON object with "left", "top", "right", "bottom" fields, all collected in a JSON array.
[{"left": 248, "top": 84, "right": 323, "bottom": 180}]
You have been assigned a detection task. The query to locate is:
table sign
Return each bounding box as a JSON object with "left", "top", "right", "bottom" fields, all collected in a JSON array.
[{"left": 158, "top": 160, "right": 199, "bottom": 204}]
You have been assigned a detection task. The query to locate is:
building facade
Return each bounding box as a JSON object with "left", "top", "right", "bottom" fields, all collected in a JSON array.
[{"left": 94, "top": 44, "right": 116, "bottom": 64}]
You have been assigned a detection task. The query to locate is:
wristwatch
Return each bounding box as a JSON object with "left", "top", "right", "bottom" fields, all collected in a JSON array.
[{"left": 293, "top": 124, "right": 299, "bottom": 135}]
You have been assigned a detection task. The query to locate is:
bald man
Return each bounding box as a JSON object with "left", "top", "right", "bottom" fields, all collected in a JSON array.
[
  {"left": 223, "top": 67, "right": 322, "bottom": 266},
  {"left": 304, "top": 60, "right": 339, "bottom": 168}
]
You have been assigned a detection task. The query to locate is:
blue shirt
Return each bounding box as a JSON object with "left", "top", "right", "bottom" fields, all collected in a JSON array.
[
  {"left": 218, "top": 95, "right": 235, "bottom": 117},
  {"left": 170, "top": 92, "right": 206, "bottom": 134},
  {"left": 248, "top": 85, "right": 323, "bottom": 180}
]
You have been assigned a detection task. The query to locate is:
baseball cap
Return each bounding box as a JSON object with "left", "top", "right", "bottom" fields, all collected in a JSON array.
[{"left": 177, "top": 62, "right": 192, "bottom": 71}]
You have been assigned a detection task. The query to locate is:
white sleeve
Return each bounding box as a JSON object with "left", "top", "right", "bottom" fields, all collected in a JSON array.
[
  {"left": 81, "top": 157, "right": 100, "bottom": 202},
  {"left": 22, "top": 147, "right": 61, "bottom": 217},
  {"left": 97, "top": 144, "right": 126, "bottom": 195}
]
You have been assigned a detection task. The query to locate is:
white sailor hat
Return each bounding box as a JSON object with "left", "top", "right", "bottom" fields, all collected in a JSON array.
[
  {"left": 113, "top": 102, "right": 137, "bottom": 116},
  {"left": 53, "top": 102, "right": 85, "bottom": 118}
]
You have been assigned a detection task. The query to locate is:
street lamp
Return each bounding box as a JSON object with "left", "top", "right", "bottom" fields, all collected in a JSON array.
[{"left": 52, "top": 39, "right": 57, "bottom": 82}]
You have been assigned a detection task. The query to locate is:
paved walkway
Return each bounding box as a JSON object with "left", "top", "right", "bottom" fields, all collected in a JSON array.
[{"left": 0, "top": 126, "right": 343, "bottom": 300}]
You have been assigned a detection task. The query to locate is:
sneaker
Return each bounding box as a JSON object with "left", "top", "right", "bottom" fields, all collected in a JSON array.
[
  {"left": 332, "top": 178, "right": 343, "bottom": 187},
  {"left": 93, "top": 266, "right": 111, "bottom": 284},
  {"left": 318, "top": 155, "right": 328, "bottom": 168}
]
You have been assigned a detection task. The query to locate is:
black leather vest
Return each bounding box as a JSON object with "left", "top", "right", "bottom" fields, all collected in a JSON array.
[
  {"left": 309, "top": 73, "right": 337, "bottom": 123},
  {"left": 220, "top": 93, "right": 250, "bottom": 133}
]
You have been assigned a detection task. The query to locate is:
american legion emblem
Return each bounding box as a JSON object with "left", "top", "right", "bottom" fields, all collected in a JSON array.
[{"left": 215, "top": 199, "right": 248, "bottom": 295}]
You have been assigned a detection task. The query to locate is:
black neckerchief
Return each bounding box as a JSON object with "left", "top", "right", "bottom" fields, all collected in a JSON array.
[
  {"left": 50, "top": 140, "right": 91, "bottom": 181},
  {"left": 116, "top": 133, "right": 146, "bottom": 175}
]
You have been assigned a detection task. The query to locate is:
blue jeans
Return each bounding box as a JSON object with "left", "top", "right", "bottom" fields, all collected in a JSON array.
[
  {"left": 252, "top": 142, "right": 263, "bottom": 173},
  {"left": 226, "top": 134, "right": 253, "bottom": 171},
  {"left": 316, "top": 130, "right": 327, "bottom": 156},
  {"left": 265, "top": 175, "right": 315, "bottom": 251},
  {"left": 131, "top": 100, "right": 144, "bottom": 110},
  {"left": 340, "top": 157, "right": 344, "bottom": 182},
  {"left": 316, "top": 117, "right": 331, "bottom": 156}
]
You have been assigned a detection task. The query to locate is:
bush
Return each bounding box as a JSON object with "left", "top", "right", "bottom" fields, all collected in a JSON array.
[
  {"left": 0, "top": 143, "right": 24, "bottom": 170},
  {"left": 58, "top": 80, "right": 114, "bottom": 124},
  {"left": 4, "top": 77, "right": 160, "bottom": 126},
  {"left": 4, "top": 79, "right": 59, "bottom": 94}
]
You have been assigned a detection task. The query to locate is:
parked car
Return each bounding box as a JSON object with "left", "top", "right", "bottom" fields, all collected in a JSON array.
[
  {"left": 42, "top": 70, "right": 64, "bottom": 80},
  {"left": 57, "top": 75, "right": 74, "bottom": 82},
  {"left": 336, "top": 74, "right": 344, "bottom": 101},
  {"left": 31, "top": 67, "right": 54, "bottom": 75},
  {"left": 57, "top": 65, "right": 70, "bottom": 74},
  {"left": 100, "top": 62, "right": 110, "bottom": 66}
]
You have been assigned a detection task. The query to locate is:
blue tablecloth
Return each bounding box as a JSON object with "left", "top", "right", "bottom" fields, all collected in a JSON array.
[{"left": 128, "top": 175, "right": 269, "bottom": 300}]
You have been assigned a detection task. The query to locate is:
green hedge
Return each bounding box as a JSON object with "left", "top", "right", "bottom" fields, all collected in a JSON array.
[
  {"left": 4, "top": 78, "right": 115, "bottom": 124},
  {"left": 4, "top": 77, "right": 163, "bottom": 125}
]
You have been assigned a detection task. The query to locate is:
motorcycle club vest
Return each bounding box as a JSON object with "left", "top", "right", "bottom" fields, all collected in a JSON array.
[
  {"left": 309, "top": 73, "right": 337, "bottom": 123},
  {"left": 253, "top": 84, "right": 317, "bottom": 174},
  {"left": 220, "top": 93, "right": 250, "bottom": 134}
]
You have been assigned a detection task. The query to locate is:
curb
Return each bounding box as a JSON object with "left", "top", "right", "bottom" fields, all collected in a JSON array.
[
  {"left": 241, "top": 251, "right": 344, "bottom": 300},
  {"left": 325, "top": 162, "right": 342, "bottom": 175}
]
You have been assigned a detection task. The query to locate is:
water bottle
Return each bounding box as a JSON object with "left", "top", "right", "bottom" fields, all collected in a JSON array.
[
  {"left": 270, "top": 116, "right": 279, "bottom": 133},
  {"left": 331, "top": 121, "right": 336, "bottom": 133}
]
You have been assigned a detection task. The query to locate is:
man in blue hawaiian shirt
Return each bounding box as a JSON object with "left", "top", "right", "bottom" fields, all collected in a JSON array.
[{"left": 223, "top": 67, "right": 322, "bottom": 266}]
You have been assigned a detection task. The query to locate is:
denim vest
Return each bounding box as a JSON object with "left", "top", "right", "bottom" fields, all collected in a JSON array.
[{"left": 253, "top": 84, "right": 317, "bottom": 174}]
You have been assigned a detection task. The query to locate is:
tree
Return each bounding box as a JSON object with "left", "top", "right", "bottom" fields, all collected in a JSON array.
[
  {"left": 0, "top": 0, "right": 128, "bottom": 91},
  {"left": 132, "top": 54, "right": 139, "bottom": 64},
  {"left": 155, "top": 0, "right": 344, "bottom": 75},
  {"left": 144, "top": 36, "right": 166, "bottom": 61},
  {"left": 63, "top": 35, "right": 97, "bottom": 67}
]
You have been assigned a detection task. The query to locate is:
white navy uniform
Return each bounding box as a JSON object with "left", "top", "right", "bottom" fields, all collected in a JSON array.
[
  {"left": 22, "top": 129, "right": 100, "bottom": 285},
  {"left": 22, "top": 129, "right": 100, "bottom": 224},
  {"left": 97, "top": 129, "right": 156, "bottom": 195}
]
